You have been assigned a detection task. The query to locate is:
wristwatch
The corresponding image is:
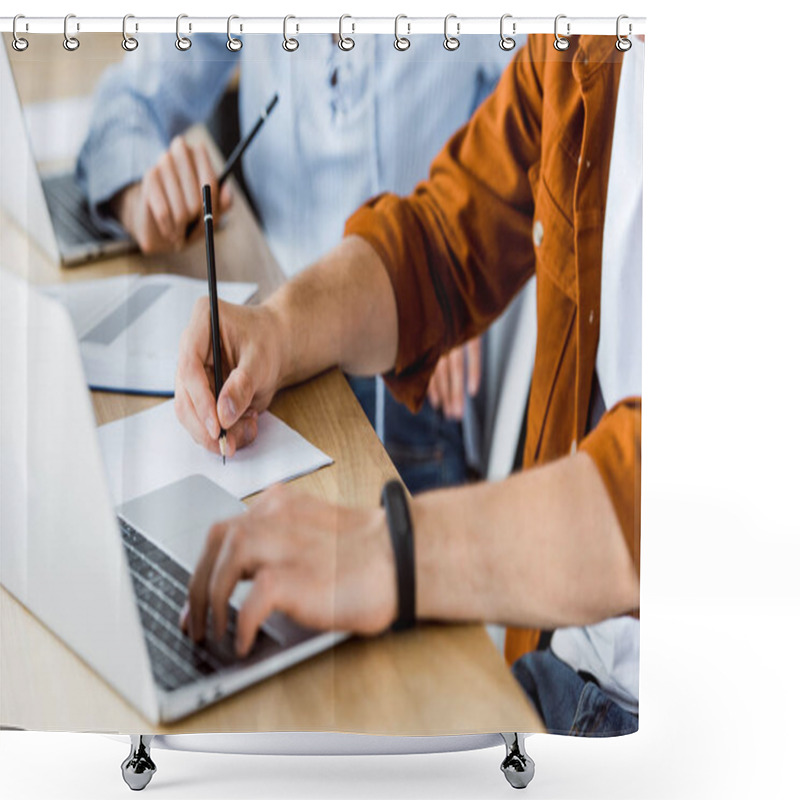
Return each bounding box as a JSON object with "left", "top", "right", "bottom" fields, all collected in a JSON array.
[{"left": 381, "top": 479, "right": 416, "bottom": 632}]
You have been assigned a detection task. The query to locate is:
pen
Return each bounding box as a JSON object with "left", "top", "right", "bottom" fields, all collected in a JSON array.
[
  {"left": 202, "top": 184, "right": 226, "bottom": 465},
  {"left": 185, "top": 93, "right": 279, "bottom": 238}
]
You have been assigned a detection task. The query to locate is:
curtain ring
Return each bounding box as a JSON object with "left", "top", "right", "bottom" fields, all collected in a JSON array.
[
  {"left": 283, "top": 15, "right": 299, "bottom": 52},
  {"left": 227, "top": 15, "right": 243, "bottom": 51},
  {"left": 63, "top": 13, "right": 80, "bottom": 52},
  {"left": 122, "top": 14, "right": 138, "bottom": 52},
  {"left": 443, "top": 14, "right": 460, "bottom": 51},
  {"left": 553, "top": 14, "right": 570, "bottom": 51},
  {"left": 175, "top": 13, "right": 192, "bottom": 51},
  {"left": 499, "top": 14, "right": 516, "bottom": 51},
  {"left": 12, "top": 15, "right": 29, "bottom": 52},
  {"left": 394, "top": 15, "right": 410, "bottom": 51},
  {"left": 338, "top": 14, "right": 355, "bottom": 51},
  {"left": 616, "top": 15, "right": 632, "bottom": 51}
]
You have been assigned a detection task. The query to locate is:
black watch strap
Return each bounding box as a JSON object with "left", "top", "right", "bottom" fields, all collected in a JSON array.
[{"left": 381, "top": 479, "right": 416, "bottom": 632}]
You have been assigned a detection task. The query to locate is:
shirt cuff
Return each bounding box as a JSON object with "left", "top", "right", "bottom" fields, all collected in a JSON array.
[
  {"left": 345, "top": 197, "right": 450, "bottom": 413},
  {"left": 579, "top": 397, "right": 641, "bottom": 576},
  {"left": 76, "top": 125, "right": 164, "bottom": 237}
]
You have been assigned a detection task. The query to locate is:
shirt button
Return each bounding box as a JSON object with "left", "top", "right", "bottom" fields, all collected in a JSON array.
[
  {"left": 570, "top": 439, "right": 577, "bottom": 455},
  {"left": 589, "top": 309, "right": 595, "bottom": 324},
  {"left": 533, "top": 220, "right": 544, "bottom": 247}
]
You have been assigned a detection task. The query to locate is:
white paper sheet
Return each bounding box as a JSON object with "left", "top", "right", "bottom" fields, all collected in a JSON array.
[
  {"left": 98, "top": 400, "right": 333, "bottom": 506},
  {"left": 41, "top": 274, "right": 258, "bottom": 395}
]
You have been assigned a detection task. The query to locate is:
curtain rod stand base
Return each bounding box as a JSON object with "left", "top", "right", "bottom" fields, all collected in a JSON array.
[
  {"left": 121, "top": 735, "right": 156, "bottom": 791},
  {"left": 117, "top": 731, "right": 534, "bottom": 790},
  {"left": 500, "top": 732, "right": 536, "bottom": 789}
]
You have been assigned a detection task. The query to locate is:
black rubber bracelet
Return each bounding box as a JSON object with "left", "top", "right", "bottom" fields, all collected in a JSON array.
[{"left": 381, "top": 479, "right": 416, "bottom": 632}]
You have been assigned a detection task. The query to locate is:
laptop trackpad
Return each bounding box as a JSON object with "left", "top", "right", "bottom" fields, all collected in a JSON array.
[{"left": 116, "top": 474, "right": 305, "bottom": 646}]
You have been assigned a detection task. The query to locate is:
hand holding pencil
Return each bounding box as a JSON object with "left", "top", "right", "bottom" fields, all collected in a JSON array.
[
  {"left": 174, "top": 288, "right": 284, "bottom": 461},
  {"left": 112, "top": 93, "right": 278, "bottom": 255}
]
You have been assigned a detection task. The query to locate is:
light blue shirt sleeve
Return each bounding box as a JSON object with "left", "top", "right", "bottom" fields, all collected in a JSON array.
[
  {"left": 76, "top": 34, "right": 237, "bottom": 233},
  {"left": 76, "top": 34, "right": 513, "bottom": 256}
]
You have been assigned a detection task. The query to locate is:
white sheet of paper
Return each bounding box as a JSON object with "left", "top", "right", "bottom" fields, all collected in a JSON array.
[
  {"left": 98, "top": 400, "right": 333, "bottom": 507},
  {"left": 42, "top": 274, "right": 258, "bottom": 395}
]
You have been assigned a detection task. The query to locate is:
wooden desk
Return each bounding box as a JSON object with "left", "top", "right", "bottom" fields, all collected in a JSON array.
[{"left": 0, "top": 131, "right": 542, "bottom": 736}]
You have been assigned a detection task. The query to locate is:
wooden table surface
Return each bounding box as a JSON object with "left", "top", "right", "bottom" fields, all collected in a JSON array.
[{"left": 0, "top": 90, "right": 542, "bottom": 735}]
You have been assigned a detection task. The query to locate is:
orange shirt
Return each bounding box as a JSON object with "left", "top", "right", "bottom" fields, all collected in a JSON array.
[{"left": 345, "top": 34, "right": 640, "bottom": 666}]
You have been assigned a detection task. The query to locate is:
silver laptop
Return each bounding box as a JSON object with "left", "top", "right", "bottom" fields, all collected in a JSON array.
[
  {"left": 0, "top": 39, "right": 134, "bottom": 267},
  {"left": 0, "top": 270, "right": 347, "bottom": 724}
]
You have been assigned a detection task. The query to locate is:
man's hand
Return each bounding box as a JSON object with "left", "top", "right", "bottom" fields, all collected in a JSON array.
[
  {"left": 175, "top": 298, "right": 283, "bottom": 459},
  {"left": 427, "top": 337, "right": 481, "bottom": 420},
  {"left": 179, "top": 485, "right": 397, "bottom": 657},
  {"left": 111, "top": 135, "right": 233, "bottom": 254}
]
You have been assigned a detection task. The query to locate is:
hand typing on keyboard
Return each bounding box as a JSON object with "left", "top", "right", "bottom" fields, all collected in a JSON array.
[{"left": 179, "top": 484, "right": 397, "bottom": 658}]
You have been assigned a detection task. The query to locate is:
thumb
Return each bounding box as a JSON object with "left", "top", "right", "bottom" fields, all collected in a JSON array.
[
  {"left": 220, "top": 182, "right": 233, "bottom": 213},
  {"left": 466, "top": 338, "right": 482, "bottom": 396},
  {"left": 218, "top": 366, "right": 255, "bottom": 429}
]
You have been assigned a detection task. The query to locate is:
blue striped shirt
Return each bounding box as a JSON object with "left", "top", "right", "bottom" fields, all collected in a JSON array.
[{"left": 77, "top": 34, "right": 513, "bottom": 277}]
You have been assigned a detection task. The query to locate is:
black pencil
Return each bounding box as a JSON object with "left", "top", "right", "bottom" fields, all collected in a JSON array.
[
  {"left": 185, "top": 93, "right": 279, "bottom": 238},
  {"left": 202, "top": 184, "right": 226, "bottom": 464}
]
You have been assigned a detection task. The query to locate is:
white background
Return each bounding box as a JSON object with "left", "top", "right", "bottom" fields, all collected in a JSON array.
[{"left": 2, "top": 0, "right": 799, "bottom": 798}]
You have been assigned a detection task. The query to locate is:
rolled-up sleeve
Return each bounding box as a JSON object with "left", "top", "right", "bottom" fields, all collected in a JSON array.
[
  {"left": 75, "top": 34, "right": 237, "bottom": 233},
  {"left": 579, "top": 398, "right": 641, "bottom": 575},
  {"left": 345, "top": 38, "right": 544, "bottom": 411}
]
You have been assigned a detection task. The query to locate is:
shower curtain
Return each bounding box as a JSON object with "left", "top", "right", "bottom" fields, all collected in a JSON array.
[{"left": 0, "top": 22, "right": 643, "bottom": 743}]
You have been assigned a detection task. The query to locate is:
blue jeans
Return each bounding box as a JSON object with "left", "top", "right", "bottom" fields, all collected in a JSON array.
[
  {"left": 512, "top": 649, "right": 639, "bottom": 737},
  {"left": 347, "top": 375, "right": 467, "bottom": 494}
]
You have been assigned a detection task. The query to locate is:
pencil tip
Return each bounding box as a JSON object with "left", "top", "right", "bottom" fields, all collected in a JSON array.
[{"left": 219, "top": 434, "right": 228, "bottom": 464}]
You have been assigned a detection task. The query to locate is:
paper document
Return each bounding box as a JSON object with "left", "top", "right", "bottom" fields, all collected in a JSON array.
[
  {"left": 41, "top": 274, "right": 257, "bottom": 395},
  {"left": 98, "top": 400, "right": 333, "bottom": 506}
]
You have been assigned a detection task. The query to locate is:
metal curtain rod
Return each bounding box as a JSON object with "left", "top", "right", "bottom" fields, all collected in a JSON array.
[{"left": 0, "top": 15, "right": 646, "bottom": 36}]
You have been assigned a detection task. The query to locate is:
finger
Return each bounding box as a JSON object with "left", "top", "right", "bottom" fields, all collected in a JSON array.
[
  {"left": 439, "top": 354, "right": 454, "bottom": 417},
  {"left": 448, "top": 347, "right": 464, "bottom": 419},
  {"left": 218, "top": 365, "right": 256, "bottom": 430},
  {"left": 427, "top": 362, "right": 443, "bottom": 410},
  {"left": 157, "top": 151, "right": 189, "bottom": 237},
  {"left": 220, "top": 409, "right": 259, "bottom": 459},
  {"left": 184, "top": 521, "right": 228, "bottom": 642},
  {"left": 171, "top": 137, "right": 203, "bottom": 222},
  {"left": 208, "top": 521, "right": 252, "bottom": 641},
  {"left": 176, "top": 308, "right": 222, "bottom": 448},
  {"left": 235, "top": 569, "right": 280, "bottom": 657},
  {"left": 438, "top": 359, "right": 452, "bottom": 414},
  {"left": 142, "top": 169, "right": 174, "bottom": 244},
  {"left": 183, "top": 363, "right": 220, "bottom": 445},
  {"left": 194, "top": 144, "right": 221, "bottom": 214},
  {"left": 175, "top": 382, "right": 219, "bottom": 452},
  {"left": 219, "top": 182, "right": 233, "bottom": 213},
  {"left": 466, "top": 337, "right": 482, "bottom": 397}
]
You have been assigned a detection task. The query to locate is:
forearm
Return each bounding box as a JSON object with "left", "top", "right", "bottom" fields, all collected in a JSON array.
[
  {"left": 411, "top": 452, "right": 639, "bottom": 630},
  {"left": 268, "top": 235, "right": 399, "bottom": 389}
]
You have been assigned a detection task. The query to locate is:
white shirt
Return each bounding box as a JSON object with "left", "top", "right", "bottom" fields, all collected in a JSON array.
[{"left": 551, "top": 35, "right": 645, "bottom": 716}]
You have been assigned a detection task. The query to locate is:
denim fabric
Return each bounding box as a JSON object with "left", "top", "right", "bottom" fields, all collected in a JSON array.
[
  {"left": 347, "top": 376, "right": 466, "bottom": 494},
  {"left": 512, "top": 649, "right": 638, "bottom": 737}
]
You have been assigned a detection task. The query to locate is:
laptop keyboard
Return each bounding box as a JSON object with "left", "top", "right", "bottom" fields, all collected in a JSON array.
[
  {"left": 118, "top": 517, "right": 282, "bottom": 693},
  {"left": 42, "top": 173, "right": 122, "bottom": 247}
]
